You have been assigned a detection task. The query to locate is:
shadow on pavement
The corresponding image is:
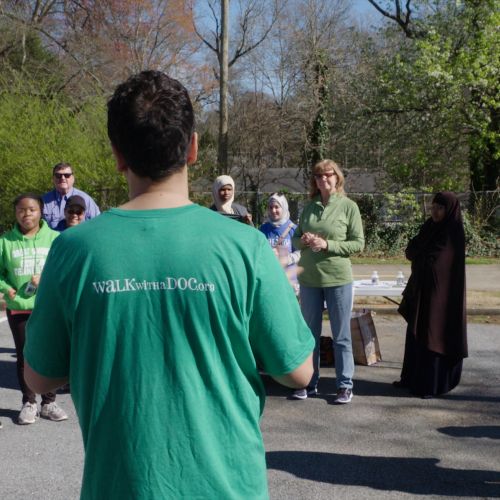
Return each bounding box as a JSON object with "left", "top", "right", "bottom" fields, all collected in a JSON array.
[
  {"left": 266, "top": 451, "right": 500, "bottom": 497},
  {"left": 350, "top": 378, "right": 412, "bottom": 398},
  {"left": 438, "top": 425, "right": 500, "bottom": 440},
  {"left": 0, "top": 360, "right": 19, "bottom": 390},
  {"left": 0, "top": 408, "right": 19, "bottom": 423},
  {"left": 263, "top": 373, "right": 414, "bottom": 399},
  {"left": 440, "top": 393, "right": 500, "bottom": 403}
]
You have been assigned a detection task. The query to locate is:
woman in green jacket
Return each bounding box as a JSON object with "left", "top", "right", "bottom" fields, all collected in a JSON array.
[
  {"left": 0, "top": 193, "right": 67, "bottom": 425},
  {"left": 292, "top": 160, "right": 364, "bottom": 404}
]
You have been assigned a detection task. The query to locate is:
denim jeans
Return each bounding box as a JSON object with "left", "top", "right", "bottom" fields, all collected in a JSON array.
[{"left": 300, "top": 283, "right": 354, "bottom": 390}]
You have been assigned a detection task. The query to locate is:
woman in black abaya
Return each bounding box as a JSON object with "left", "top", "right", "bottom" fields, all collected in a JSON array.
[{"left": 394, "top": 192, "right": 467, "bottom": 398}]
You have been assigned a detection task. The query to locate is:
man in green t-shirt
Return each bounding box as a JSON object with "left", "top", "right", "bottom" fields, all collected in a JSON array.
[{"left": 24, "top": 71, "right": 313, "bottom": 500}]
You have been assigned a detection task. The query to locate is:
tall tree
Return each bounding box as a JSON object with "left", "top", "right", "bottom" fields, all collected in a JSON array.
[
  {"left": 219, "top": 0, "right": 229, "bottom": 175},
  {"left": 367, "top": 0, "right": 500, "bottom": 191},
  {"left": 192, "top": 0, "right": 280, "bottom": 174},
  {"left": 1, "top": 1, "right": 201, "bottom": 96}
]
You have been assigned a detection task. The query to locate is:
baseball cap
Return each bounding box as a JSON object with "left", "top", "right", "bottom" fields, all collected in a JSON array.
[{"left": 65, "top": 195, "right": 86, "bottom": 210}]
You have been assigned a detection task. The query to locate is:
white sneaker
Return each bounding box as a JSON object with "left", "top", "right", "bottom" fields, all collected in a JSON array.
[
  {"left": 18, "top": 402, "right": 38, "bottom": 425},
  {"left": 40, "top": 402, "right": 68, "bottom": 422}
]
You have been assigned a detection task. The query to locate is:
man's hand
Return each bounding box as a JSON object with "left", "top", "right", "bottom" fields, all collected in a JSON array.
[{"left": 7, "top": 288, "right": 16, "bottom": 300}]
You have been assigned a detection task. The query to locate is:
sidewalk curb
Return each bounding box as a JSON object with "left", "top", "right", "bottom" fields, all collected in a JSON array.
[{"left": 355, "top": 306, "right": 500, "bottom": 316}]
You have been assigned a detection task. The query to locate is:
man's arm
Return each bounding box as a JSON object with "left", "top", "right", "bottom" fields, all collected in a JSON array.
[
  {"left": 271, "top": 353, "right": 313, "bottom": 388},
  {"left": 24, "top": 361, "right": 68, "bottom": 394}
]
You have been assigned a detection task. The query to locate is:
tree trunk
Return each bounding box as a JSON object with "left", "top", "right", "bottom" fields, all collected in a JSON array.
[{"left": 218, "top": 0, "right": 229, "bottom": 175}]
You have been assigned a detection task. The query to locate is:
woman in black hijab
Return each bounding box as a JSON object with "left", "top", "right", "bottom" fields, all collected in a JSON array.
[{"left": 394, "top": 192, "right": 467, "bottom": 398}]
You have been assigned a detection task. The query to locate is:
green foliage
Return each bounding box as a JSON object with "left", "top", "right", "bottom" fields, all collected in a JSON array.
[
  {"left": 0, "top": 27, "right": 64, "bottom": 93},
  {"left": 462, "top": 210, "right": 499, "bottom": 257},
  {"left": 354, "top": 191, "right": 423, "bottom": 257},
  {"left": 370, "top": 1, "right": 500, "bottom": 191},
  {"left": 353, "top": 190, "right": 498, "bottom": 258},
  {"left": 354, "top": 194, "right": 384, "bottom": 250},
  {"left": 304, "top": 51, "right": 332, "bottom": 171},
  {"left": 383, "top": 190, "right": 423, "bottom": 223},
  {"left": 0, "top": 82, "right": 126, "bottom": 232}
]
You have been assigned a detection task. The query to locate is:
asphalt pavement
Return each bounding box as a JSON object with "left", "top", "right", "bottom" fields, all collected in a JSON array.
[{"left": 0, "top": 264, "right": 499, "bottom": 499}]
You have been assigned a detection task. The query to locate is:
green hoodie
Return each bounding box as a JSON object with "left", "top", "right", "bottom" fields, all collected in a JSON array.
[{"left": 0, "top": 220, "right": 59, "bottom": 310}]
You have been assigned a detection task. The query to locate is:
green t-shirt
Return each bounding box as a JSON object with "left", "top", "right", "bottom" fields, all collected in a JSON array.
[{"left": 25, "top": 204, "right": 314, "bottom": 500}]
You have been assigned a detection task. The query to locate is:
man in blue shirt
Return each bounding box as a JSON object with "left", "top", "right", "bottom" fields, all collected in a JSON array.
[{"left": 42, "top": 162, "right": 101, "bottom": 229}]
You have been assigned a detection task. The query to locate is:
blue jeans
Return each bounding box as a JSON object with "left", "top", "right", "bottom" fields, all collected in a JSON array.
[{"left": 300, "top": 284, "right": 354, "bottom": 390}]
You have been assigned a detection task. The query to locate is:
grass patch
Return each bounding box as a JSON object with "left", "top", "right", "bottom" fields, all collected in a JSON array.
[
  {"left": 352, "top": 256, "right": 407, "bottom": 265},
  {"left": 352, "top": 256, "right": 499, "bottom": 265},
  {"left": 465, "top": 257, "right": 500, "bottom": 265},
  {"left": 468, "top": 315, "right": 500, "bottom": 325}
]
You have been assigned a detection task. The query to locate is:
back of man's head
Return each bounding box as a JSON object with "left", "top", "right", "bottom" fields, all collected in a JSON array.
[{"left": 107, "top": 71, "right": 195, "bottom": 181}]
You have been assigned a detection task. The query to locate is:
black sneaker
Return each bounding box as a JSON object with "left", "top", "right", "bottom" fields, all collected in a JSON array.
[
  {"left": 307, "top": 387, "right": 318, "bottom": 397},
  {"left": 334, "top": 388, "right": 353, "bottom": 404}
]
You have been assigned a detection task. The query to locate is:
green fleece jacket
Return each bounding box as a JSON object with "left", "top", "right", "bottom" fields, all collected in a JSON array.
[
  {"left": 0, "top": 220, "right": 59, "bottom": 310},
  {"left": 292, "top": 194, "right": 364, "bottom": 287}
]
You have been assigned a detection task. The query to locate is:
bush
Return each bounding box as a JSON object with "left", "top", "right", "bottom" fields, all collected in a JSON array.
[
  {"left": 0, "top": 86, "right": 124, "bottom": 232},
  {"left": 463, "top": 211, "right": 499, "bottom": 257}
]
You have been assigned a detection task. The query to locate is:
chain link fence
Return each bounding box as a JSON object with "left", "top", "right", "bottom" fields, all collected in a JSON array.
[
  {"left": 190, "top": 190, "right": 499, "bottom": 226},
  {"left": 190, "top": 189, "right": 499, "bottom": 257}
]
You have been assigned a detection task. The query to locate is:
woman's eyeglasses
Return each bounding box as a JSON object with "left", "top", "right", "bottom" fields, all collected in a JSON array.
[
  {"left": 314, "top": 172, "right": 335, "bottom": 180},
  {"left": 54, "top": 173, "right": 73, "bottom": 179}
]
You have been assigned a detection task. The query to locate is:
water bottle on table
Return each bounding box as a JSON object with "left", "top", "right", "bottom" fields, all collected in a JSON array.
[{"left": 396, "top": 270, "right": 405, "bottom": 287}]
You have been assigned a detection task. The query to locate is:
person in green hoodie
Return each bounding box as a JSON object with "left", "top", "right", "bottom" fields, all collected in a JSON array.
[
  {"left": 292, "top": 159, "right": 365, "bottom": 404},
  {"left": 0, "top": 193, "right": 68, "bottom": 425}
]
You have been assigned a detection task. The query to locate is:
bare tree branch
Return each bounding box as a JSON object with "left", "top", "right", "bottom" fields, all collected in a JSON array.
[
  {"left": 191, "top": 2, "right": 218, "bottom": 53},
  {"left": 230, "top": 12, "right": 277, "bottom": 66},
  {"left": 366, "top": 0, "right": 424, "bottom": 38}
]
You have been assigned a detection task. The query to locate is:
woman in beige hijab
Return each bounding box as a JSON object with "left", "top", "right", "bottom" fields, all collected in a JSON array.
[{"left": 210, "top": 175, "right": 253, "bottom": 225}]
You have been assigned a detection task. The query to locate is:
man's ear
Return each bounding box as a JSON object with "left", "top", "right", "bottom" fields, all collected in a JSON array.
[
  {"left": 186, "top": 132, "right": 198, "bottom": 166},
  {"left": 111, "top": 144, "right": 128, "bottom": 173}
]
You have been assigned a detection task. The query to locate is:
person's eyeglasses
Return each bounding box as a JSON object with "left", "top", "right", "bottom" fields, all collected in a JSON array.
[
  {"left": 314, "top": 172, "right": 335, "bottom": 179},
  {"left": 54, "top": 173, "right": 73, "bottom": 179},
  {"left": 67, "top": 208, "right": 84, "bottom": 215}
]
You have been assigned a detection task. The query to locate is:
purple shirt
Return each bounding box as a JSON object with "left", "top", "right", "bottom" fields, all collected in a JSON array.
[{"left": 42, "top": 188, "right": 100, "bottom": 229}]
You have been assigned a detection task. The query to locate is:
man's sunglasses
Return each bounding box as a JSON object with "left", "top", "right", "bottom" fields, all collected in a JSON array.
[{"left": 54, "top": 173, "right": 73, "bottom": 179}]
